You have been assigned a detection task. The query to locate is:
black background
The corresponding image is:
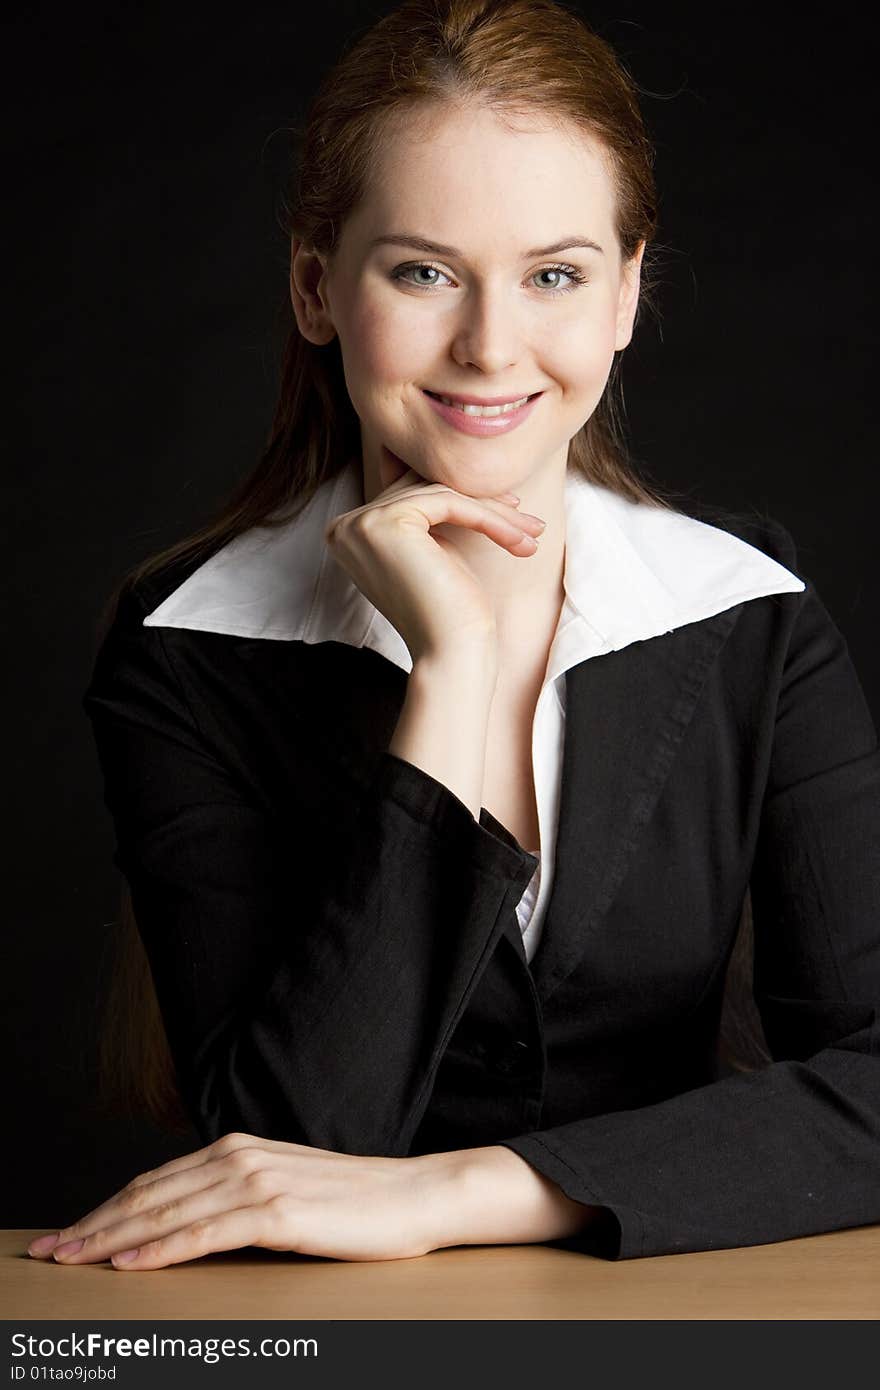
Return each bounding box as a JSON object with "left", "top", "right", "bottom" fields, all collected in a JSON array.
[{"left": 5, "top": 2, "right": 878, "bottom": 1227}]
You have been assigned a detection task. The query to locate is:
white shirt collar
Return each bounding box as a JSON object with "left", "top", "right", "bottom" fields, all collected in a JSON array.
[{"left": 143, "top": 457, "right": 805, "bottom": 680}]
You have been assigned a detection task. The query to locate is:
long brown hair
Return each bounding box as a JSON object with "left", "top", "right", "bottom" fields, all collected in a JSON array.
[{"left": 91, "top": 0, "right": 770, "bottom": 1140}]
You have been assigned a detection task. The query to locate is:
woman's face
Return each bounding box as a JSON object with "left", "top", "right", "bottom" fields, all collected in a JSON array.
[{"left": 297, "top": 100, "right": 644, "bottom": 498}]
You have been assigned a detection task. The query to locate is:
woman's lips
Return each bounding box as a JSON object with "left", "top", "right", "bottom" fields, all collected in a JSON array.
[{"left": 421, "top": 389, "right": 543, "bottom": 437}]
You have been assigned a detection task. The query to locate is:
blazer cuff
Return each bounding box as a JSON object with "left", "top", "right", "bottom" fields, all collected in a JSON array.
[
  {"left": 377, "top": 751, "right": 539, "bottom": 890},
  {"left": 497, "top": 1136, "right": 629, "bottom": 1260}
]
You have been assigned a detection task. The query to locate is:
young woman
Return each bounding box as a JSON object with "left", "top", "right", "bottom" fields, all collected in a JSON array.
[{"left": 30, "top": 0, "right": 879, "bottom": 1269}]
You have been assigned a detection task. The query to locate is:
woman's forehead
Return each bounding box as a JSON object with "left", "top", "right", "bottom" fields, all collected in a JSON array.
[{"left": 351, "top": 105, "right": 616, "bottom": 250}]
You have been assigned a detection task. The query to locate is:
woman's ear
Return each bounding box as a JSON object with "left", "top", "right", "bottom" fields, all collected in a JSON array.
[
  {"left": 290, "top": 236, "right": 337, "bottom": 345},
  {"left": 614, "top": 238, "right": 645, "bottom": 352}
]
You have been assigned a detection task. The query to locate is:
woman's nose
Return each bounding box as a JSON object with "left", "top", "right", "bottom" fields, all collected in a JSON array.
[{"left": 448, "top": 291, "right": 524, "bottom": 375}]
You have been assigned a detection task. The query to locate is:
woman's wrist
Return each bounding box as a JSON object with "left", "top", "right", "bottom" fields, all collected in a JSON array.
[
  {"left": 390, "top": 649, "right": 498, "bottom": 820},
  {"left": 415, "top": 1144, "right": 600, "bottom": 1251}
]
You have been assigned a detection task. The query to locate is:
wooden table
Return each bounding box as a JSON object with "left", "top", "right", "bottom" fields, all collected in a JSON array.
[{"left": 4, "top": 1226, "right": 879, "bottom": 1319}]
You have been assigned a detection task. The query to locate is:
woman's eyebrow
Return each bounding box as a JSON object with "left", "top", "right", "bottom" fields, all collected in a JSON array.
[{"left": 368, "top": 232, "right": 605, "bottom": 258}]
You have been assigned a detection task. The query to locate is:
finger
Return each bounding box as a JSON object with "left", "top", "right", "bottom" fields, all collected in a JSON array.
[
  {"left": 112, "top": 1131, "right": 310, "bottom": 1196},
  {"left": 49, "top": 1159, "right": 238, "bottom": 1260},
  {"left": 326, "top": 487, "right": 543, "bottom": 556},
  {"left": 378, "top": 464, "right": 424, "bottom": 492},
  {"left": 122, "top": 1132, "right": 316, "bottom": 1189},
  {"left": 380, "top": 480, "right": 521, "bottom": 507},
  {"left": 346, "top": 489, "right": 541, "bottom": 533},
  {"left": 107, "top": 1199, "right": 283, "bottom": 1271},
  {"left": 53, "top": 1147, "right": 220, "bottom": 1240},
  {"left": 379, "top": 492, "right": 546, "bottom": 553},
  {"left": 371, "top": 471, "right": 519, "bottom": 511},
  {"left": 52, "top": 1176, "right": 245, "bottom": 1266},
  {"left": 29, "top": 1135, "right": 329, "bottom": 1262},
  {"left": 326, "top": 472, "right": 426, "bottom": 542},
  {"left": 32, "top": 1139, "right": 249, "bottom": 1257},
  {"left": 340, "top": 477, "right": 522, "bottom": 533},
  {"left": 48, "top": 1137, "right": 342, "bottom": 1262},
  {"left": 367, "top": 470, "right": 424, "bottom": 506}
]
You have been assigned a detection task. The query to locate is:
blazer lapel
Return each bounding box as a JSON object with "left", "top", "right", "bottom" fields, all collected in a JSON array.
[
  {"left": 527, "top": 602, "right": 745, "bottom": 1003},
  {"left": 232, "top": 602, "right": 744, "bottom": 1006}
]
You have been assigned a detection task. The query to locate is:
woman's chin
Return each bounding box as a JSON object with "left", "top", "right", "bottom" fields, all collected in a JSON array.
[{"left": 377, "top": 444, "right": 509, "bottom": 499}]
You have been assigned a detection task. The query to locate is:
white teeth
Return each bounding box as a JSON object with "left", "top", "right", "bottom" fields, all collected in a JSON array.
[{"left": 436, "top": 394, "right": 530, "bottom": 416}]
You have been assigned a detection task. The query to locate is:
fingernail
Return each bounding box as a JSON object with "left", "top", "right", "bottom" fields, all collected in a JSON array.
[
  {"left": 500, "top": 492, "right": 520, "bottom": 503},
  {"left": 112, "top": 1248, "right": 140, "bottom": 1265},
  {"left": 53, "top": 1238, "right": 85, "bottom": 1259},
  {"left": 28, "top": 1233, "right": 59, "bottom": 1257}
]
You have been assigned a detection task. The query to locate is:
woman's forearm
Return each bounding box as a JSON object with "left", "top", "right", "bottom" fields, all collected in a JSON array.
[
  {"left": 390, "top": 646, "right": 596, "bottom": 1248},
  {"left": 418, "top": 1144, "right": 601, "bottom": 1250}
]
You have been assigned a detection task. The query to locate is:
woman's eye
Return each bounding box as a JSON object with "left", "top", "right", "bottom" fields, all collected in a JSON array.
[
  {"left": 533, "top": 265, "right": 588, "bottom": 294},
  {"left": 390, "top": 262, "right": 588, "bottom": 295},
  {"left": 391, "top": 263, "right": 452, "bottom": 289}
]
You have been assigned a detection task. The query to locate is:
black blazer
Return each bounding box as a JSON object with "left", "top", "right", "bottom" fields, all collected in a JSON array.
[{"left": 82, "top": 513, "right": 880, "bottom": 1261}]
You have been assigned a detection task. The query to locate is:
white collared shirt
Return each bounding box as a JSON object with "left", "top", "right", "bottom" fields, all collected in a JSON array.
[{"left": 142, "top": 458, "right": 805, "bottom": 962}]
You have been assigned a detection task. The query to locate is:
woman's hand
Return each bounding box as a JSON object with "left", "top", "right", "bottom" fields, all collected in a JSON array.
[
  {"left": 26, "top": 1132, "right": 462, "bottom": 1269},
  {"left": 324, "top": 455, "right": 547, "bottom": 665}
]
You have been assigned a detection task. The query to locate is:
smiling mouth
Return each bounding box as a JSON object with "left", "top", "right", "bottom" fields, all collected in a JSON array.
[{"left": 422, "top": 390, "right": 542, "bottom": 416}]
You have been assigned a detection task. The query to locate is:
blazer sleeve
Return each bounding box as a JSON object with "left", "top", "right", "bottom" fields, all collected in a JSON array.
[
  {"left": 498, "top": 522, "right": 880, "bottom": 1260},
  {"left": 83, "top": 582, "right": 539, "bottom": 1155}
]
